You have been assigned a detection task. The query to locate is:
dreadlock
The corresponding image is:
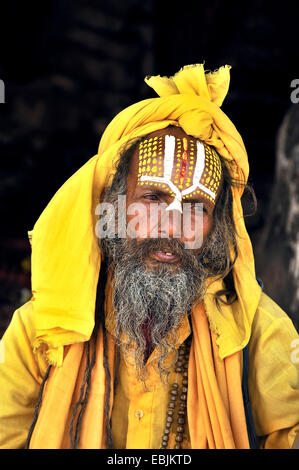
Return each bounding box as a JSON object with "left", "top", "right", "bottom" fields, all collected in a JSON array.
[
  {"left": 68, "top": 255, "right": 121, "bottom": 449},
  {"left": 68, "top": 256, "right": 113, "bottom": 449},
  {"left": 211, "top": 158, "right": 257, "bottom": 306},
  {"left": 24, "top": 257, "right": 114, "bottom": 449},
  {"left": 25, "top": 365, "right": 52, "bottom": 448}
]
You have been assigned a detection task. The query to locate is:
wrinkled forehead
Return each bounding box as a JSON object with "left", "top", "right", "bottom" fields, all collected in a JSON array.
[{"left": 135, "top": 128, "right": 222, "bottom": 205}]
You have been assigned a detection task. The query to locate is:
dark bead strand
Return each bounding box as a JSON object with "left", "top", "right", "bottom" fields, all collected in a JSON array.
[
  {"left": 175, "top": 337, "right": 191, "bottom": 449},
  {"left": 160, "top": 337, "right": 192, "bottom": 449}
]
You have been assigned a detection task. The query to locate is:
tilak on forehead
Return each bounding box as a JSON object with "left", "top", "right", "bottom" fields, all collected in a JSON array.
[{"left": 136, "top": 132, "right": 222, "bottom": 213}]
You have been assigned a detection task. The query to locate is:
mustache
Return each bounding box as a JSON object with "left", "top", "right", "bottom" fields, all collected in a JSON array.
[
  {"left": 130, "top": 238, "right": 184, "bottom": 258},
  {"left": 109, "top": 237, "right": 204, "bottom": 266}
]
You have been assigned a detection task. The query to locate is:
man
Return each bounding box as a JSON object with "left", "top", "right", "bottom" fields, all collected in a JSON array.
[{"left": 0, "top": 64, "right": 298, "bottom": 449}]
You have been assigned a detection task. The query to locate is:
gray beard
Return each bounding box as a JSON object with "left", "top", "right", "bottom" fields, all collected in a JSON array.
[{"left": 101, "top": 229, "right": 227, "bottom": 381}]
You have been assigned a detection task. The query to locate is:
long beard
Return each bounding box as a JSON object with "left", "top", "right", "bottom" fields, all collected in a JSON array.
[
  {"left": 101, "top": 231, "right": 226, "bottom": 381},
  {"left": 99, "top": 188, "right": 229, "bottom": 381}
]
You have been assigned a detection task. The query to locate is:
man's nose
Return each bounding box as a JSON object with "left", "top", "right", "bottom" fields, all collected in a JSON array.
[
  {"left": 158, "top": 204, "right": 182, "bottom": 239},
  {"left": 157, "top": 200, "right": 204, "bottom": 249}
]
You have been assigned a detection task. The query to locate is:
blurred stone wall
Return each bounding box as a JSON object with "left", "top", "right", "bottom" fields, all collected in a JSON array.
[
  {"left": 255, "top": 104, "right": 299, "bottom": 331},
  {"left": 0, "top": 0, "right": 299, "bottom": 335},
  {"left": 0, "top": 0, "right": 156, "bottom": 335}
]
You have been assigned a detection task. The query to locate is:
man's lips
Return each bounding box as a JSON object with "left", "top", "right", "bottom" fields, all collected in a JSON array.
[{"left": 151, "top": 251, "right": 180, "bottom": 263}]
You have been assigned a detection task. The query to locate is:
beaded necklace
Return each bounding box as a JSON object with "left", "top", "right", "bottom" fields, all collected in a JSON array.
[{"left": 160, "top": 335, "right": 192, "bottom": 449}]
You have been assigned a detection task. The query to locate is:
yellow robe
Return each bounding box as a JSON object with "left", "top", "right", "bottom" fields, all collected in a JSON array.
[{"left": 0, "top": 291, "right": 298, "bottom": 449}]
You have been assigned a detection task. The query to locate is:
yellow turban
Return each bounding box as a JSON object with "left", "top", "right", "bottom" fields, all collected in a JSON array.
[{"left": 29, "top": 63, "right": 261, "bottom": 366}]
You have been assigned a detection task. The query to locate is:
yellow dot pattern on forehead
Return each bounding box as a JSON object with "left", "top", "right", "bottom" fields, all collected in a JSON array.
[
  {"left": 138, "top": 136, "right": 175, "bottom": 196},
  {"left": 199, "top": 144, "right": 222, "bottom": 199},
  {"left": 137, "top": 135, "right": 222, "bottom": 205}
]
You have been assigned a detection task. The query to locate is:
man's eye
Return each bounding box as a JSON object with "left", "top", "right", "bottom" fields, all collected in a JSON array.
[
  {"left": 191, "top": 203, "right": 207, "bottom": 213},
  {"left": 143, "top": 194, "right": 159, "bottom": 201}
]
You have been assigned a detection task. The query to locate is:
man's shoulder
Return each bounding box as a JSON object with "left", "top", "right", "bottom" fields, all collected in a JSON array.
[
  {"left": 2, "top": 301, "right": 36, "bottom": 344},
  {"left": 1, "top": 301, "right": 50, "bottom": 379},
  {"left": 257, "top": 292, "right": 291, "bottom": 320},
  {"left": 251, "top": 291, "right": 298, "bottom": 341}
]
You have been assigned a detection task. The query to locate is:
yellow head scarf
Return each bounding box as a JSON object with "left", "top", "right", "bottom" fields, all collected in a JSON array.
[{"left": 29, "top": 63, "right": 261, "bottom": 367}]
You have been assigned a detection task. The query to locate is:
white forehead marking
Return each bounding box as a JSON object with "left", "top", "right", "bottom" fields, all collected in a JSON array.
[
  {"left": 164, "top": 135, "right": 176, "bottom": 180},
  {"left": 140, "top": 134, "right": 180, "bottom": 198},
  {"left": 194, "top": 140, "right": 205, "bottom": 182},
  {"left": 182, "top": 141, "right": 216, "bottom": 199},
  {"left": 166, "top": 196, "right": 183, "bottom": 213},
  {"left": 139, "top": 135, "right": 216, "bottom": 211}
]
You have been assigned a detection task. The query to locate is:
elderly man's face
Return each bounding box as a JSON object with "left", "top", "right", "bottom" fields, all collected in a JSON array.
[
  {"left": 100, "top": 126, "right": 226, "bottom": 377},
  {"left": 125, "top": 127, "right": 220, "bottom": 268}
]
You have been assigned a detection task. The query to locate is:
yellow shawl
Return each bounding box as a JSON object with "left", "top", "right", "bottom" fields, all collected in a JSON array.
[
  {"left": 28, "top": 63, "right": 262, "bottom": 448},
  {"left": 28, "top": 301, "right": 249, "bottom": 449}
]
